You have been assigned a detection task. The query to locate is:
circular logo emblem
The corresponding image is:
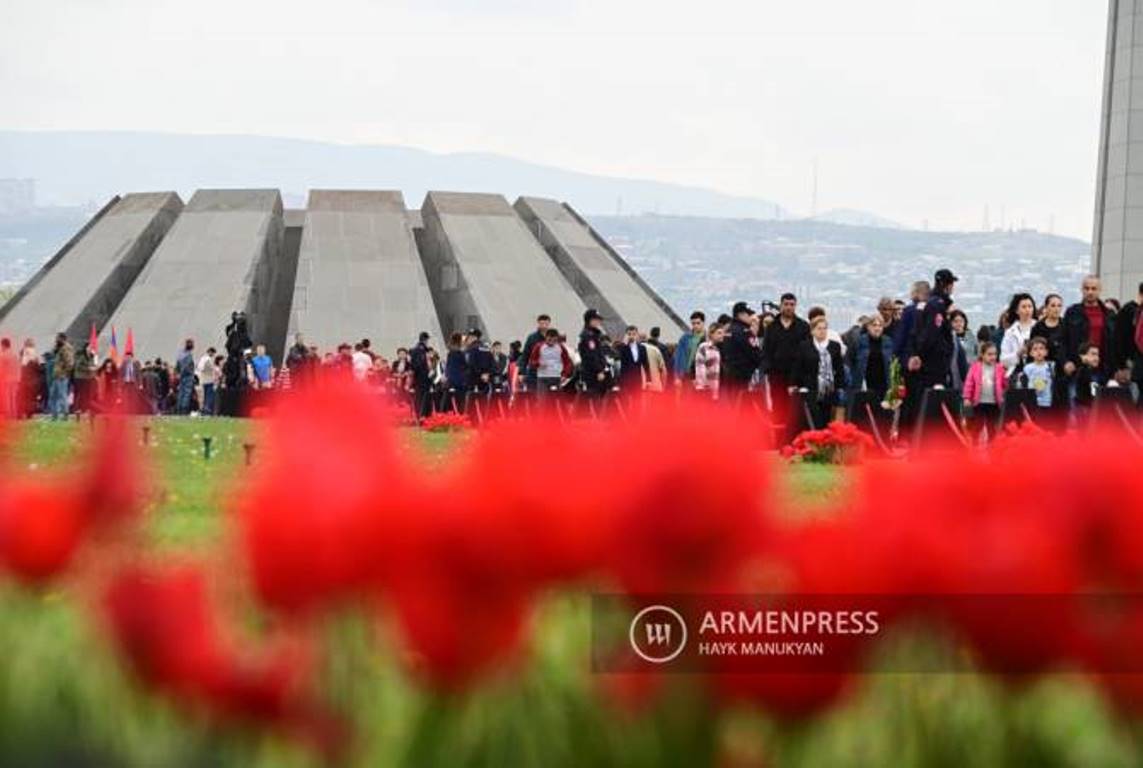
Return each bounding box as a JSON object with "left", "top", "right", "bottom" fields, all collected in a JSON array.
[{"left": 629, "top": 605, "right": 688, "bottom": 664}]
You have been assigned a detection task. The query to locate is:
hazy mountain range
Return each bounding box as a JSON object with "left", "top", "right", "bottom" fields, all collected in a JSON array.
[{"left": 0, "top": 130, "right": 797, "bottom": 220}]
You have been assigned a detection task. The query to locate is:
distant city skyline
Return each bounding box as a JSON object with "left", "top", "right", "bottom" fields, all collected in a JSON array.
[{"left": 0, "top": 0, "right": 1108, "bottom": 238}]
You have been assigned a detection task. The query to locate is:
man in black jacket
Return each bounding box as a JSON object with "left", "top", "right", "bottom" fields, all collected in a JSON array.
[
  {"left": 760, "top": 294, "right": 809, "bottom": 417},
  {"left": 521, "top": 314, "right": 551, "bottom": 392},
  {"left": 724, "top": 301, "right": 764, "bottom": 392},
  {"left": 465, "top": 328, "right": 495, "bottom": 394},
  {"left": 1063, "top": 275, "right": 1117, "bottom": 379},
  {"left": 578, "top": 309, "right": 610, "bottom": 396},
  {"left": 913, "top": 269, "right": 956, "bottom": 389},
  {"left": 616, "top": 325, "right": 650, "bottom": 394},
  {"left": 1114, "top": 281, "right": 1143, "bottom": 407},
  {"left": 410, "top": 331, "right": 433, "bottom": 417}
]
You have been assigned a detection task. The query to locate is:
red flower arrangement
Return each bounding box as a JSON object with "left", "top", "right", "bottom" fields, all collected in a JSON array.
[
  {"left": 781, "top": 421, "right": 875, "bottom": 464},
  {"left": 420, "top": 411, "right": 472, "bottom": 432}
]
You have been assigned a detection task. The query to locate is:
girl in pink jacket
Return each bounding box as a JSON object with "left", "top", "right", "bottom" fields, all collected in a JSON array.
[{"left": 962, "top": 342, "right": 1007, "bottom": 439}]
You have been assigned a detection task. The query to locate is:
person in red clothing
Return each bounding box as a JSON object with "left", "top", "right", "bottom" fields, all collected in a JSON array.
[
  {"left": 1063, "top": 275, "right": 1116, "bottom": 382},
  {"left": 527, "top": 329, "right": 573, "bottom": 397}
]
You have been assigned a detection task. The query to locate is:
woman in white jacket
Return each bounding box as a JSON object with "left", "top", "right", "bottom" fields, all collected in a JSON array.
[{"left": 1000, "top": 293, "right": 1037, "bottom": 376}]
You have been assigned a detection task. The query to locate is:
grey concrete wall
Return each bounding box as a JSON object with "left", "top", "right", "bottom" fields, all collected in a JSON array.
[
  {"left": 105, "top": 189, "right": 284, "bottom": 363},
  {"left": 418, "top": 192, "right": 586, "bottom": 343},
  {"left": 286, "top": 190, "right": 442, "bottom": 359},
  {"left": 515, "top": 196, "right": 684, "bottom": 338},
  {"left": 1094, "top": 0, "right": 1143, "bottom": 299},
  {"left": 0, "top": 192, "right": 182, "bottom": 350}
]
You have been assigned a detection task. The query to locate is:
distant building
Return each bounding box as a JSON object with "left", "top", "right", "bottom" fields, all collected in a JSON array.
[
  {"left": 0, "top": 179, "right": 35, "bottom": 215},
  {"left": 1093, "top": 0, "right": 1143, "bottom": 299}
]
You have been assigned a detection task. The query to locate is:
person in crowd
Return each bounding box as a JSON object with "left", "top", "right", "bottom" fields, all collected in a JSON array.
[
  {"left": 1104, "top": 298, "right": 1122, "bottom": 316},
  {"left": 1032, "top": 294, "right": 1066, "bottom": 365},
  {"left": 841, "top": 316, "right": 866, "bottom": 356},
  {"left": 410, "top": 332, "right": 433, "bottom": 418},
  {"left": 1114, "top": 281, "right": 1143, "bottom": 409},
  {"left": 0, "top": 337, "right": 16, "bottom": 417},
  {"left": 694, "top": 322, "right": 725, "bottom": 399},
  {"left": 96, "top": 358, "right": 119, "bottom": 410},
  {"left": 120, "top": 351, "right": 141, "bottom": 388},
  {"left": 578, "top": 309, "right": 611, "bottom": 397},
  {"left": 807, "top": 306, "right": 847, "bottom": 356},
  {"left": 948, "top": 309, "right": 976, "bottom": 393},
  {"left": 911, "top": 270, "right": 956, "bottom": 400},
  {"left": 845, "top": 315, "right": 892, "bottom": 405},
  {"left": 1064, "top": 275, "right": 1117, "bottom": 380},
  {"left": 760, "top": 295, "right": 806, "bottom": 415},
  {"left": 285, "top": 333, "right": 315, "bottom": 387},
  {"left": 1023, "top": 337, "right": 1055, "bottom": 415},
  {"left": 877, "top": 297, "right": 899, "bottom": 340},
  {"left": 73, "top": 341, "right": 97, "bottom": 414},
  {"left": 48, "top": 332, "right": 75, "bottom": 420},
  {"left": 673, "top": 311, "right": 706, "bottom": 387},
  {"left": 894, "top": 281, "right": 930, "bottom": 421},
  {"left": 442, "top": 332, "right": 468, "bottom": 412},
  {"left": 529, "top": 328, "right": 573, "bottom": 396},
  {"left": 487, "top": 340, "right": 510, "bottom": 393},
  {"left": 18, "top": 339, "right": 41, "bottom": 417},
  {"left": 645, "top": 327, "right": 670, "bottom": 385},
  {"left": 616, "top": 325, "right": 649, "bottom": 394},
  {"left": 791, "top": 316, "right": 846, "bottom": 429},
  {"left": 465, "top": 328, "right": 495, "bottom": 394},
  {"left": 1000, "top": 293, "right": 1037, "bottom": 376},
  {"left": 1074, "top": 342, "right": 1104, "bottom": 421},
  {"left": 642, "top": 331, "right": 668, "bottom": 392},
  {"left": 522, "top": 314, "right": 551, "bottom": 392},
  {"left": 963, "top": 342, "right": 1006, "bottom": 440},
  {"left": 507, "top": 340, "right": 523, "bottom": 394},
  {"left": 250, "top": 344, "right": 274, "bottom": 390},
  {"left": 390, "top": 347, "right": 412, "bottom": 394},
  {"left": 351, "top": 342, "right": 372, "bottom": 382},
  {"left": 197, "top": 346, "right": 218, "bottom": 415},
  {"left": 174, "top": 339, "right": 197, "bottom": 414},
  {"left": 360, "top": 338, "right": 377, "bottom": 363},
  {"left": 725, "top": 301, "right": 764, "bottom": 397}
]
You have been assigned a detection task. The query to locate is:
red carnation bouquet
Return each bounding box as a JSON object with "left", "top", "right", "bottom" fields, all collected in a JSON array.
[
  {"left": 782, "top": 421, "right": 875, "bottom": 464},
  {"left": 420, "top": 412, "right": 471, "bottom": 432}
]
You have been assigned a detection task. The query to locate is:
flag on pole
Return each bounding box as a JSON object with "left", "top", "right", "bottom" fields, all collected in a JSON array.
[
  {"left": 109, "top": 326, "right": 120, "bottom": 365},
  {"left": 88, "top": 322, "right": 98, "bottom": 355},
  {"left": 125, "top": 327, "right": 135, "bottom": 357}
]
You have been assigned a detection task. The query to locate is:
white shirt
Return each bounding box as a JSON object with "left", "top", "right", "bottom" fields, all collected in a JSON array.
[
  {"left": 196, "top": 353, "right": 216, "bottom": 385},
  {"left": 352, "top": 351, "right": 372, "bottom": 381},
  {"left": 628, "top": 341, "right": 640, "bottom": 362},
  {"left": 1000, "top": 320, "right": 1035, "bottom": 373}
]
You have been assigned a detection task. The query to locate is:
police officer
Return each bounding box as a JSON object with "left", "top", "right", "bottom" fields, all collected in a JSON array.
[
  {"left": 911, "top": 268, "right": 957, "bottom": 390},
  {"left": 578, "top": 309, "right": 610, "bottom": 396}
]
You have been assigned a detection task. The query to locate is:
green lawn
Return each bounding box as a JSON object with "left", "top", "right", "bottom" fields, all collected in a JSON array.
[{"left": 0, "top": 419, "right": 1136, "bottom": 767}]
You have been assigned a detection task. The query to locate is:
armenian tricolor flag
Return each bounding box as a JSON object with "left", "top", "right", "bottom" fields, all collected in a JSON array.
[{"left": 109, "top": 326, "right": 120, "bottom": 365}]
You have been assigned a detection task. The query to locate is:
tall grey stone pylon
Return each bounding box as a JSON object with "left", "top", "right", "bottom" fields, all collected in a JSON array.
[{"left": 1094, "top": 0, "right": 1143, "bottom": 300}]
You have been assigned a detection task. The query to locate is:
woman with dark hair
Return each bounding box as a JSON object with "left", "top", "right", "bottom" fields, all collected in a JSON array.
[
  {"left": 441, "top": 332, "right": 468, "bottom": 413},
  {"left": 948, "top": 309, "right": 976, "bottom": 393},
  {"left": 1032, "top": 294, "right": 1066, "bottom": 365},
  {"left": 96, "top": 358, "right": 119, "bottom": 410},
  {"left": 1031, "top": 293, "right": 1069, "bottom": 427},
  {"left": 1000, "top": 293, "right": 1037, "bottom": 376}
]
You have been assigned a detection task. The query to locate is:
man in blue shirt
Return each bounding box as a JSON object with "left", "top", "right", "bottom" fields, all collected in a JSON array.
[{"left": 251, "top": 344, "right": 274, "bottom": 389}]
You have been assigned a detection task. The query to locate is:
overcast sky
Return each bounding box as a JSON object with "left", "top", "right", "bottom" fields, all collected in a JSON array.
[{"left": 0, "top": 0, "right": 1109, "bottom": 238}]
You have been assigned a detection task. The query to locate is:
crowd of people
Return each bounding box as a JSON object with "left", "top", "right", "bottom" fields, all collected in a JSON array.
[{"left": 1, "top": 271, "right": 1140, "bottom": 441}]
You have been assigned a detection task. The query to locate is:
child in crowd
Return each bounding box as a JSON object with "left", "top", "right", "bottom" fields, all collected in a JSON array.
[
  {"left": 963, "top": 342, "right": 1007, "bottom": 440},
  {"left": 1022, "top": 337, "right": 1054, "bottom": 412},
  {"left": 1073, "top": 342, "right": 1103, "bottom": 420},
  {"left": 694, "top": 323, "right": 725, "bottom": 399}
]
